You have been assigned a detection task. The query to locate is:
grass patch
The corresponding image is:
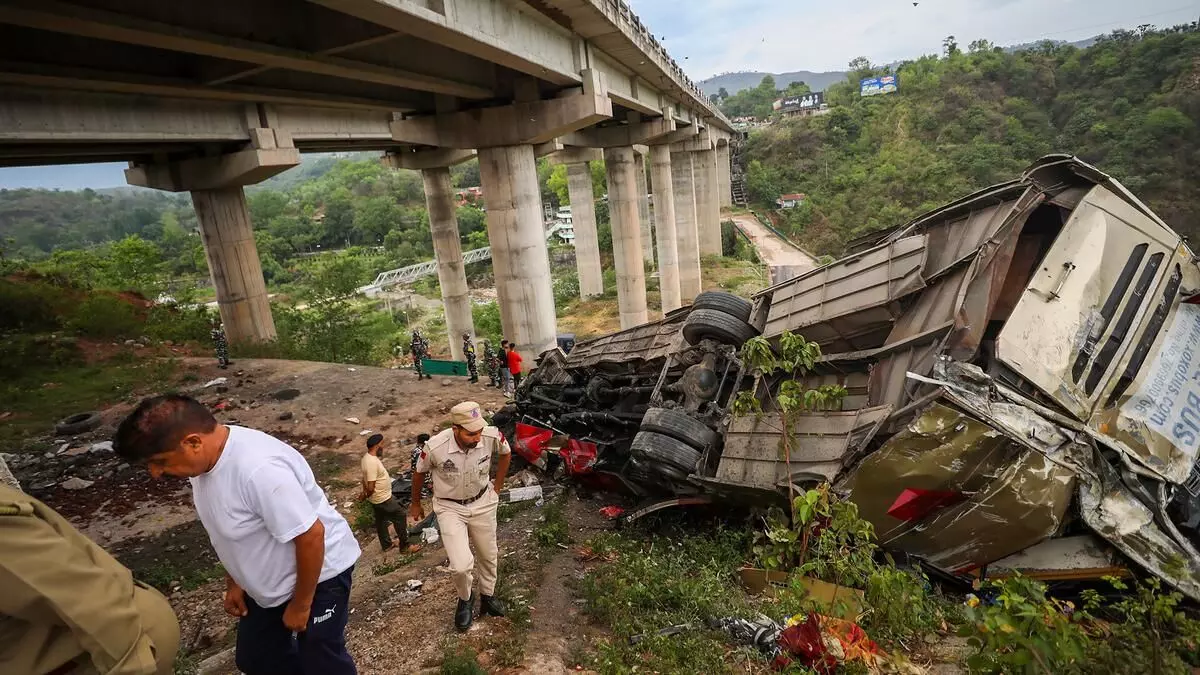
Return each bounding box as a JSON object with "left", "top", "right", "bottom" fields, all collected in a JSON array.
[
  {"left": 371, "top": 551, "right": 421, "bottom": 577},
  {"left": 533, "top": 498, "right": 569, "bottom": 548},
  {"left": 138, "top": 561, "right": 225, "bottom": 593},
  {"left": 497, "top": 499, "right": 536, "bottom": 523},
  {"left": 0, "top": 357, "right": 181, "bottom": 452},
  {"left": 308, "top": 450, "right": 356, "bottom": 484},
  {"left": 351, "top": 500, "right": 375, "bottom": 534},
  {"left": 579, "top": 525, "right": 757, "bottom": 674},
  {"left": 439, "top": 640, "right": 486, "bottom": 675}
]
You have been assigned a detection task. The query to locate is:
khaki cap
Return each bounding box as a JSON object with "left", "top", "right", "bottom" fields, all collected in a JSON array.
[{"left": 449, "top": 401, "right": 486, "bottom": 432}]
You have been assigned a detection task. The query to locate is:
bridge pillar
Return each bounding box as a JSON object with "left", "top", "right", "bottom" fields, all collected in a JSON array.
[
  {"left": 694, "top": 146, "right": 722, "bottom": 257},
  {"left": 716, "top": 142, "right": 732, "bottom": 208},
  {"left": 477, "top": 144, "right": 558, "bottom": 362},
  {"left": 125, "top": 128, "right": 299, "bottom": 343},
  {"left": 650, "top": 144, "right": 681, "bottom": 313},
  {"left": 422, "top": 167, "right": 474, "bottom": 361},
  {"left": 671, "top": 151, "right": 703, "bottom": 301},
  {"left": 566, "top": 161, "right": 603, "bottom": 298},
  {"left": 603, "top": 146, "right": 649, "bottom": 329},
  {"left": 634, "top": 149, "right": 654, "bottom": 268}
]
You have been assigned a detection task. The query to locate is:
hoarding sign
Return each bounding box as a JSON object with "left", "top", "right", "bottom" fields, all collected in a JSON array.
[
  {"left": 860, "top": 75, "right": 898, "bottom": 97},
  {"left": 773, "top": 91, "right": 825, "bottom": 111}
]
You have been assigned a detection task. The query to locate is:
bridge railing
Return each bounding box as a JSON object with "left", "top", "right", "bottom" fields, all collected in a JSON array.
[{"left": 359, "top": 246, "right": 493, "bottom": 296}]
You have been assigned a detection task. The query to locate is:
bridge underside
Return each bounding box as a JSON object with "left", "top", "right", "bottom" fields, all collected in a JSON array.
[{"left": 0, "top": 0, "right": 734, "bottom": 358}]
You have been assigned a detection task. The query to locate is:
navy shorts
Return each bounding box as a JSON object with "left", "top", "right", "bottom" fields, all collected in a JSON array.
[{"left": 234, "top": 566, "right": 357, "bottom": 675}]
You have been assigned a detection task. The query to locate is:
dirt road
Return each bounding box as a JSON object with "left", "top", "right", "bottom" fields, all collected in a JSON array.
[{"left": 730, "top": 213, "right": 819, "bottom": 280}]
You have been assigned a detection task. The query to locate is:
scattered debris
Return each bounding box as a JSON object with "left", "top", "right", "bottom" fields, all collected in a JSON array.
[
  {"left": 202, "top": 377, "right": 227, "bottom": 388},
  {"left": 271, "top": 388, "right": 301, "bottom": 401},
  {"left": 358, "top": 430, "right": 373, "bottom": 436},
  {"left": 60, "top": 477, "right": 94, "bottom": 491},
  {"left": 441, "top": 379, "right": 453, "bottom": 386},
  {"left": 599, "top": 505, "right": 625, "bottom": 519},
  {"left": 499, "top": 485, "right": 543, "bottom": 504},
  {"left": 509, "top": 469, "right": 540, "bottom": 487},
  {"left": 89, "top": 441, "right": 114, "bottom": 453},
  {"left": 344, "top": 417, "right": 360, "bottom": 424},
  {"left": 422, "top": 528, "right": 440, "bottom": 544},
  {"left": 278, "top": 411, "right": 294, "bottom": 421},
  {"left": 405, "top": 579, "right": 423, "bottom": 591}
]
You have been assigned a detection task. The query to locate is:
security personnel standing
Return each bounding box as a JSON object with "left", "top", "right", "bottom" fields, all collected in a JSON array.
[
  {"left": 410, "top": 330, "right": 431, "bottom": 380},
  {"left": 409, "top": 401, "right": 511, "bottom": 631},
  {"left": 0, "top": 482, "right": 181, "bottom": 674},
  {"left": 462, "top": 333, "right": 479, "bottom": 384}
]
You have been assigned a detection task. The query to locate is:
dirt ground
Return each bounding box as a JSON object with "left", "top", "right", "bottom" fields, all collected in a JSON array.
[{"left": 7, "top": 356, "right": 622, "bottom": 672}]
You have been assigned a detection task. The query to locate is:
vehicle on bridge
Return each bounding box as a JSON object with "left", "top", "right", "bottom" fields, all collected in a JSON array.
[{"left": 494, "top": 154, "right": 1200, "bottom": 601}]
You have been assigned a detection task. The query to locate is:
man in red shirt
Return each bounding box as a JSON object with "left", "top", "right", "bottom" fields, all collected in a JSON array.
[{"left": 505, "top": 341, "right": 523, "bottom": 396}]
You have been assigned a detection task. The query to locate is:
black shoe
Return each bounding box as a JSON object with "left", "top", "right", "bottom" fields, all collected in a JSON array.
[
  {"left": 480, "top": 594, "right": 506, "bottom": 617},
  {"left": 455, "top": 593, "right": 475, "bottom": 632},
  {"left": 425, "top": 374, "right": 432, "bottom": 380}
]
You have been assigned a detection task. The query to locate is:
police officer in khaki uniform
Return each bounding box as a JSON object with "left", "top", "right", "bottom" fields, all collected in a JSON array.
[
  {"left": 409, "top": 401, "right": 511, "bottom": 631},
  {"left": 0, "top": 482, "right": 180, "bottom": 674}
]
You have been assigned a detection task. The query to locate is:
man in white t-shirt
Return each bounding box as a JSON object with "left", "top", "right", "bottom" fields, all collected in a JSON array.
[{"left": 115, "top": 394, "right": 361, "bottom": 675}]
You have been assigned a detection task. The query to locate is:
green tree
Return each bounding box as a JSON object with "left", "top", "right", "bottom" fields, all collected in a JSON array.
[{"left": 104, "top": 235, "right": 164, "bottom": 296}]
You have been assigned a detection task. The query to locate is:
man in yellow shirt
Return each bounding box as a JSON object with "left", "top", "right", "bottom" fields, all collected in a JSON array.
[{"left": 360, "top": 434, "right": 419, "bottom": 553}]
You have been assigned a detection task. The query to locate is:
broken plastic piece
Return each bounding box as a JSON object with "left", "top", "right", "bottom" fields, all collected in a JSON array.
[{"left": 599, "top": 505, "right": 625, "bottom": 519}]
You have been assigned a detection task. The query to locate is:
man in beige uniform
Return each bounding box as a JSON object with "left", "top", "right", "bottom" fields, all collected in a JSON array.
[
  {"left": 409, "top": 401, "right": 511, "bottom": 631},
  {"left": 0, "top": 482, "right": 180, "bottom": 674}
]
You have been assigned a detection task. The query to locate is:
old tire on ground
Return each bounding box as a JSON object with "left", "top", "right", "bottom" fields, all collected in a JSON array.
[
  {"left": 682, "top": 308, "right": 759, "bottom": 347},
  {"left": 631, "top": 431, "right": 702, "bottom": 475},
  {"left": 641, "top": 408, "right": 718, "bottom": 450},
  {"left": 692, "top": 291, "right": 752, "bottom": 323},
  {"left": 55, "top": 411, "right": 102, "bottom": 436}
]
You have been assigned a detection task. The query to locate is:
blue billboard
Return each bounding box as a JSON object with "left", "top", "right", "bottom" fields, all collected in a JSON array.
[{"left": 860, "top": 75, "right": 898, "bottom": 97}]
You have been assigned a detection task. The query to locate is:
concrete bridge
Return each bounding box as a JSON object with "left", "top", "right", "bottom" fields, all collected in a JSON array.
[{"left": 0, "top": 0, "right": 735, "bottom": 361}]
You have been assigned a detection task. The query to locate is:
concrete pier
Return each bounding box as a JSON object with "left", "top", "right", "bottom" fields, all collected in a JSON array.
[
  {"left": 634, "top": 150, "right": 654, "bottom": 267},
  {"left": 716, "top": 143, "right": 732, "bottom": 208},
  {"left": 671, "top": 151, "right": 703, "bottom": 301},
  {"left": 191, "top": 186, "right": 277, "bottom": 343},
  {"left": 603, "top": 146, "right": 649, "bottom": 328},
  {"left": 422, "top": 167, "right": 474, "bottom": 360},
  {"left": 694, "top": 147, "right": 721, "bottom": 256},
  {"left": 650, "top": 144, "right": 681, "bottom": 313},
  {"left": 477, "top": 144, "right": 558, "bottom": 361},
  {"left": 567, "top": 161, "right": 603, "bottom": 298}
]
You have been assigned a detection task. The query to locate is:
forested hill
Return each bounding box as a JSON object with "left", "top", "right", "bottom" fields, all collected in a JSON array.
[{"left": 743, "top": 27, "right": 1200, "bottom": 256}]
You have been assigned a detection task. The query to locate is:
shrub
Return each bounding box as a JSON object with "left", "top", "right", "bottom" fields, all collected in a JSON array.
[
  {"left": 145, "top": 305, "right": 213, "bottom": 344},
  {"left": 472, "top": 301, "right": 502, "bottom": 340},
  {"left": 0, "top": 334, "right": 82, "bottom": 377},
  {"left": 553, "top": 272, "right": 580, "bottom": 306},
  {"left": 67, "top": 294, "right": 143, "bottom": 338},
  {"left": 0, "top": 279, "right": 69, "bottom": 332}
]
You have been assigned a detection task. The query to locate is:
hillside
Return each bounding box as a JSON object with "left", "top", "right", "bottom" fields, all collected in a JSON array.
[
  {"left": 741, "top": 26, "right": 1200, "bottom": 255},
  {"left": 700, "top": 70, "right": 847, "bottom": 97}
]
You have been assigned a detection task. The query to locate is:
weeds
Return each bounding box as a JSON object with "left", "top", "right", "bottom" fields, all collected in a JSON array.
[
  {"left": 371, "top": 552, "right": 420, "bottom": 577},
  {"left": 533, "top": 498, "right": 569, "bottom": 548},
  {"left": 138, "top": 561, "right": 225, "bottom": 593},
  {"left": 439, "top": 640, "right": 486, "bottom": 675}
]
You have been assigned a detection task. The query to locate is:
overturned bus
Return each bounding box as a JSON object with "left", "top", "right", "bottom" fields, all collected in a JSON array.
[{"left": 496, "top": 155, "right": 1200, "bottom": 599}]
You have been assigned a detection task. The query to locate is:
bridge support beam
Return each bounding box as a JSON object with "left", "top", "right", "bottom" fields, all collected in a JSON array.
[
  {"left": 694, "top": 146, "right": 722, "bottom": 257},
  {"left": 422, "top": 167, "right": 474, "bottom": 361},
  {"left": 633, "top": 149, "right": 654, "bottom": 267},
  {"left": 548, "top": 146, "right": 604, "bottom": 299},
  {"left": 125, "top": 128, "right": 298, "bottom": 343},
  {"left": 671, "top": 150, "right": 702, "bottom": 302},
  {"left": 650, "top": 144, "right": 681, "bottom": 313},
  {"left": 603, "top": 146, "right": 649, "bottom": 329},
  {"left": 716, "top": 143, "right": 732, "bottom": 208},
  {"left": 478, "top": 144, "right": 558, "bottom": 362}
]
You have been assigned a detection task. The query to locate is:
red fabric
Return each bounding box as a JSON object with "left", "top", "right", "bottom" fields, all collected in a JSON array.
[
  {"left": 599, "top": 505, "right": 625, "bottom": 519},
  {"left": 560, "top": 438, "right": 598, "bottom": 475},
  {"left": 886, "top": 488, "right": 965, "bottom": 522},
  {"left": 777, "top": 614, "right": 836, "bottom": 674},
  {"left": 507, "top": 349, "right": 523, "bottom": 374},
  {"left": 513, "top": 422, "right": 553, "bottom": 463}
]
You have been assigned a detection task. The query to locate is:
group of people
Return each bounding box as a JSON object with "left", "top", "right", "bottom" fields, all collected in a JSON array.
[
  {"left": 2, "top": 395, "right": 513, "bottom": 674},
  {"left": 408, "top": 330, "right": 523, "bottom": 396}
]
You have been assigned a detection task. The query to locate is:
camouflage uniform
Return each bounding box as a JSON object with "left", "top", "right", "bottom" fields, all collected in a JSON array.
[
  {"left": 484, "top": 342, "right": 501, "bottom": 387},
  {"left": 410, "top": 330, "right": 431, "bottom": 379},
  {"left": 210, "top": 324, "right": 230, "bottom": 368},
  {"left": 462, "top": 333, "right": 479, "bottom": 383}
]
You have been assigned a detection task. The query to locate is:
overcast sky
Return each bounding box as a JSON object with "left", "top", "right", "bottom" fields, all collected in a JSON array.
[{"left": 628, "top": 0, "right": 1200, "bottom": 75}]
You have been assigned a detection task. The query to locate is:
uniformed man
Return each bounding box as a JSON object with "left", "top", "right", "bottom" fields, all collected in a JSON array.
[
  {"left": 462, "top": 333, "right": 479, "bottom": 384},
  {"left": 0, "top": 482, "right": 181, "bottom": 674},
  {"left": 483, "top": 340, "right": 501, "bottom": 388},
  {"left": 410, "top": 330, "right": 431, "bottom": 380},
  {"left": 211, "top": 320, "right": 230, "bottom": 369},
  {"left": 409, "top": 402, "right": 511, "bottom": 631}
]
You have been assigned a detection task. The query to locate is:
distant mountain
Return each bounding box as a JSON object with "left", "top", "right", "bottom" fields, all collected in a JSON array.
[
  {"left": 700, "top": 35, "right": 1104, "bottom": 98},
  {"left": 700, "top": 70, "right": 848, "bottom": 97}
]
